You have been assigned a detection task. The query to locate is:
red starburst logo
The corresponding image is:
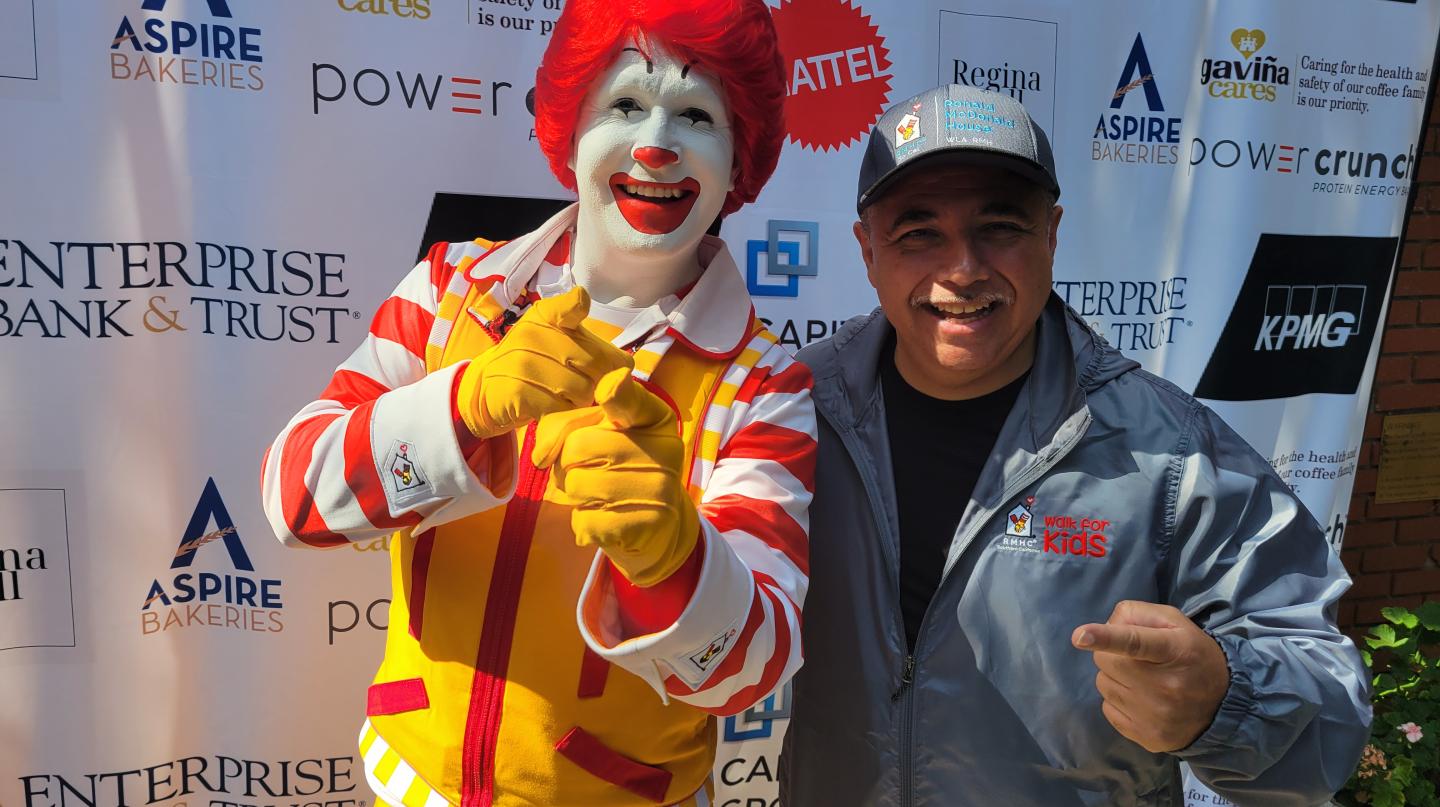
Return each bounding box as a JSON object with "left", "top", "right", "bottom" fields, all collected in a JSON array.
[{"left": 770, "top": 0, "right": 893, "bottom": 152}]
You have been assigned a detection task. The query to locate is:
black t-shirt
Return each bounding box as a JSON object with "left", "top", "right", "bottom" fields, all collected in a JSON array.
[{"left": 880, "top": 342, "right": 1027, "bottom": 651}]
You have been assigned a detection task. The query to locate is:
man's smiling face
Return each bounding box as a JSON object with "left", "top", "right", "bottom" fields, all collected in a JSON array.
[
  {"left": 857, "top": 162, "right": 1062, "bottom": 398},
  {"left": 570, "top": 40, "right": 734, "bottom": 260}
]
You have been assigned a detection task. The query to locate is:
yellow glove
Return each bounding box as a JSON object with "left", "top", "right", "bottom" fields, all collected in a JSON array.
[
  {"left": 532, "top": 368, "right": 699, "bottom": 587},
  {"left": 456, "top": 286, "right": 632, "bottom": 439}
]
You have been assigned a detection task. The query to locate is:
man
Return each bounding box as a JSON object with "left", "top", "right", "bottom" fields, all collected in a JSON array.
[
  {"left": 779, "top": 85, "right": 1369, "bottom": 806},
  {"left": 261, "top": 2, "right": 814, "bottom": 805}
]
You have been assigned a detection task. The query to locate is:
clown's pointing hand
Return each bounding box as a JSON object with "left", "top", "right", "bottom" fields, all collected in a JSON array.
[
  {"left": 456, "top": 286, "right": 632, "bottom": 439},
  {"left": 532, "top": 368, "right": 697, "bottom": 587}
]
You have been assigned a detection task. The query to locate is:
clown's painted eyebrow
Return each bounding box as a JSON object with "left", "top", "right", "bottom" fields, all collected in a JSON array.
[
  {"left": 622, "top": 47, "right": 654, "bottom": 73},
  {"left": 620, "top": 47, "right": 696, "bottom": 78}
]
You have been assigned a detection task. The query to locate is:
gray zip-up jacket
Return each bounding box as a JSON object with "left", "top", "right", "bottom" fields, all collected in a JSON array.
[{"left": 779, "top": 296, "right": 1370, "bottom": 807}]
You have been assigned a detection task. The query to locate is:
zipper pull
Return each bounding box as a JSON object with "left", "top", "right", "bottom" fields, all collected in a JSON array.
[{"left": 891, "top": 655, "right": 915, "bottom": 701}]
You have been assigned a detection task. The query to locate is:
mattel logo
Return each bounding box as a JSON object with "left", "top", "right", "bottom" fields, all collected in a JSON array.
[
  {"left": 746, "top": 220, "right": 819, "bottom": 299},
  {"left": 312, "top": 63, "right": 515, "bottom": 118}
]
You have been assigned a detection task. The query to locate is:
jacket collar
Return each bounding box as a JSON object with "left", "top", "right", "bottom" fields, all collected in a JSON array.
[
  {"left": 805, "top": 293, "right": 1131, "bottom": 453},
  {"left": 467, "top": 203, "right": 754, "bottom": 358}
]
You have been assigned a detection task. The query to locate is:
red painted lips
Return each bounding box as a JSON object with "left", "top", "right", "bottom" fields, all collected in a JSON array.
[{"left": 609, "top": 173, "right": 702, "bottom": 235}]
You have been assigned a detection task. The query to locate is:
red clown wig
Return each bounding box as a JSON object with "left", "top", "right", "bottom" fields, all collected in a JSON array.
[{"left": 535, "top": 0, "right": 787, "bottom": 216}]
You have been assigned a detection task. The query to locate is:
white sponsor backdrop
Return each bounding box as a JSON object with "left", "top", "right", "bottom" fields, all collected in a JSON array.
[{"left": 0, "top": 2, "right": 1434, "bottom": 806}]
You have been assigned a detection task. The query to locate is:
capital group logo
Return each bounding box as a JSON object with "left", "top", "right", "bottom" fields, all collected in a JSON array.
[
  {"left": 1199, "top": 28, "right": 1290, "bottom": 103},
  {"left": 140, "top": 477, "right": 285, "bottom": 636},
  {"left": 938, "top": 11, "right": 1057, "bottom": 137},
  {"left": 109, "top": 0, "right": 265, "bottom": 92},
  {"left": 770, "top": 0, "right": 893, "bottom": 151},
  {"left": 19, "top": 753, "right": 362, "bottom": 807},
  {"left": 1194, "top": 234, "right": 1396, "bottom": 401},
  {"left": 1092, "top": 32, "right": 1183, "bottom": 166},
  {"left": 746, "top": 219, "right": 819, "bottom": 299},
  {"left": 0, "top": 488, "right": 76, "bottom": 652},
  {"left": 0, "top": 238, "right": 357, "bottom": 343}
]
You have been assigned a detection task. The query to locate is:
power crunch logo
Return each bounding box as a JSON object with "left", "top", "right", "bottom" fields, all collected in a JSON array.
[
  {"left": 140, "top": 478, "right": 284, "bottom": 636},
  {"left": 1092, "top": 33, "right": 1182, "bottom": 166},
  {"left": 110, "top": 0, "right": 264, "bottom": 92},
  {"left": 1194, "top": 234, "right": 1395, "bottom": 401}
]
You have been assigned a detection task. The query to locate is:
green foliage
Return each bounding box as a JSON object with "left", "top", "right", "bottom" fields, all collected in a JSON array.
[{"left": 1337, "top": 606, "right": 1440, "bottom": 806}]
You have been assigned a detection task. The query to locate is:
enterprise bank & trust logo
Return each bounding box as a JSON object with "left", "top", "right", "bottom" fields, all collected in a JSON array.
[
  {"left": 140, "top": 478, "right": 285, "bottom": 636},
  {"left": 109, "top": 0, "right": 264, "bottom": 92},
  {"left": 1092, "top": 32, "right": 1183, "bottom": 166}
]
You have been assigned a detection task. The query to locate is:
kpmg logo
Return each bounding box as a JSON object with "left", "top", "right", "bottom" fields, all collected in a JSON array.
[
  {"left": 139, "top": 478, "right": 285, "bottom": 636},
  {"left": 1253, "top": 285, "right": 1363, "bottom": 351},
  {"left": 109, "top": 0, "right": 264, "bottom": 91},
  {"left": 1194, "top": 234, "right": 1395, "bottom": 401},
  {"left": 1092, "top": 32, "right": 1183, "bottom": 165},
  {"left": 746, "top": 220, "right": 819, "bottom": 299}
]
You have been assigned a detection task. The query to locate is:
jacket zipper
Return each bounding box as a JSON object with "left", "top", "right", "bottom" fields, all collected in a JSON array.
[
  {"left": 896, "top": 410, "right": 1093, "bottom": 807},
  {"left": 894, "top": 654, "right": 916, "bottom": 807},
  {"left": 461, "top": 425, "right": 549, "bottom": 807}
]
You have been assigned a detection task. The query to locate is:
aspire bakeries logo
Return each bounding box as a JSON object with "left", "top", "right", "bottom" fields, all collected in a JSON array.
[
  {"left": 770, "top": 0, "right": 893, "bottom": 151},
  {"left": 139, "top": 478, "right": 286, "bottom": 637},
  {"left": 1091, "top": 32, "right": 1183, "bottom": 166},
  {"left": 108, "top": 0, "right": 266, "bottom": 92}
]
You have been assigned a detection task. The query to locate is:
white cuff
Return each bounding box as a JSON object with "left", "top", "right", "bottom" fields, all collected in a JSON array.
[
  {"left": 575, "top": 519, "right": 752, "bottom": 700},
  {"left": 369, "top": 362, "right": 516, "bottom": 530}
]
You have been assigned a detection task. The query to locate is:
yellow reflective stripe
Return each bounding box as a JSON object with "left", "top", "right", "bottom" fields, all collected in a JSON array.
[
  {"left": 358, "top": 725, "right": 379, "bottom": 757},
  {"left": 400, "top": 775, "right": 435, "bottom": 807},
  {"left": 374, "top": 748, "right": 402, "bottom": 782}
]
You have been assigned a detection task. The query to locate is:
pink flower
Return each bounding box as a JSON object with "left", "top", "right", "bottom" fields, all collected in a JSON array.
[{"left": 1398, "top": 722, "right": 1424, "bottom": 743}]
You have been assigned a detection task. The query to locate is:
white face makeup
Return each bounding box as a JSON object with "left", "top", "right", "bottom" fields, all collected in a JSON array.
[{"left": 570, "top": 40, "right": 735, "bottom": 263}]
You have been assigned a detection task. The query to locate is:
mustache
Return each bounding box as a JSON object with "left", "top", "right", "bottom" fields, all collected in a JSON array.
[{"left": 910, "top": 289, "right": 1012, "bottom": 308}]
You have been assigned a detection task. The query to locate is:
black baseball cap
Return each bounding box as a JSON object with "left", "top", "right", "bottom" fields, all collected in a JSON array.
[{"left": 856, "top": 84, "right": 1060, "bottom": 213}]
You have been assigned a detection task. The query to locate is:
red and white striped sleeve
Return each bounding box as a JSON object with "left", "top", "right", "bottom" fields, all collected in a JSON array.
[
  {"left": 576, "top": 341, "right": 816, "bottom": 715},
  {"left": 259, "top": 241, "right": 516, "bottom": 549}
]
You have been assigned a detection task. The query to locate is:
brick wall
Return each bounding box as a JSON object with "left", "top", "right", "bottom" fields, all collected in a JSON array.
[{"left": 1338, "top": 90, "right": 1440, "bottom": 632}]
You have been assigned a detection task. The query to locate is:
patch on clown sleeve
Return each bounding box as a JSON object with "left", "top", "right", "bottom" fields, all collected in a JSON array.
[
  {"left": 382, "top": 439, "right": 433, "bottom": 508},
  {"left": 685, "top": 628, "right": 739, "bottom": 679}
]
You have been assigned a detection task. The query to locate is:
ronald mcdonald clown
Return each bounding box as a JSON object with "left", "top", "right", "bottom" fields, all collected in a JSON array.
[{"left": 260, "top": 1, "right": 814, "bottom": 805}]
